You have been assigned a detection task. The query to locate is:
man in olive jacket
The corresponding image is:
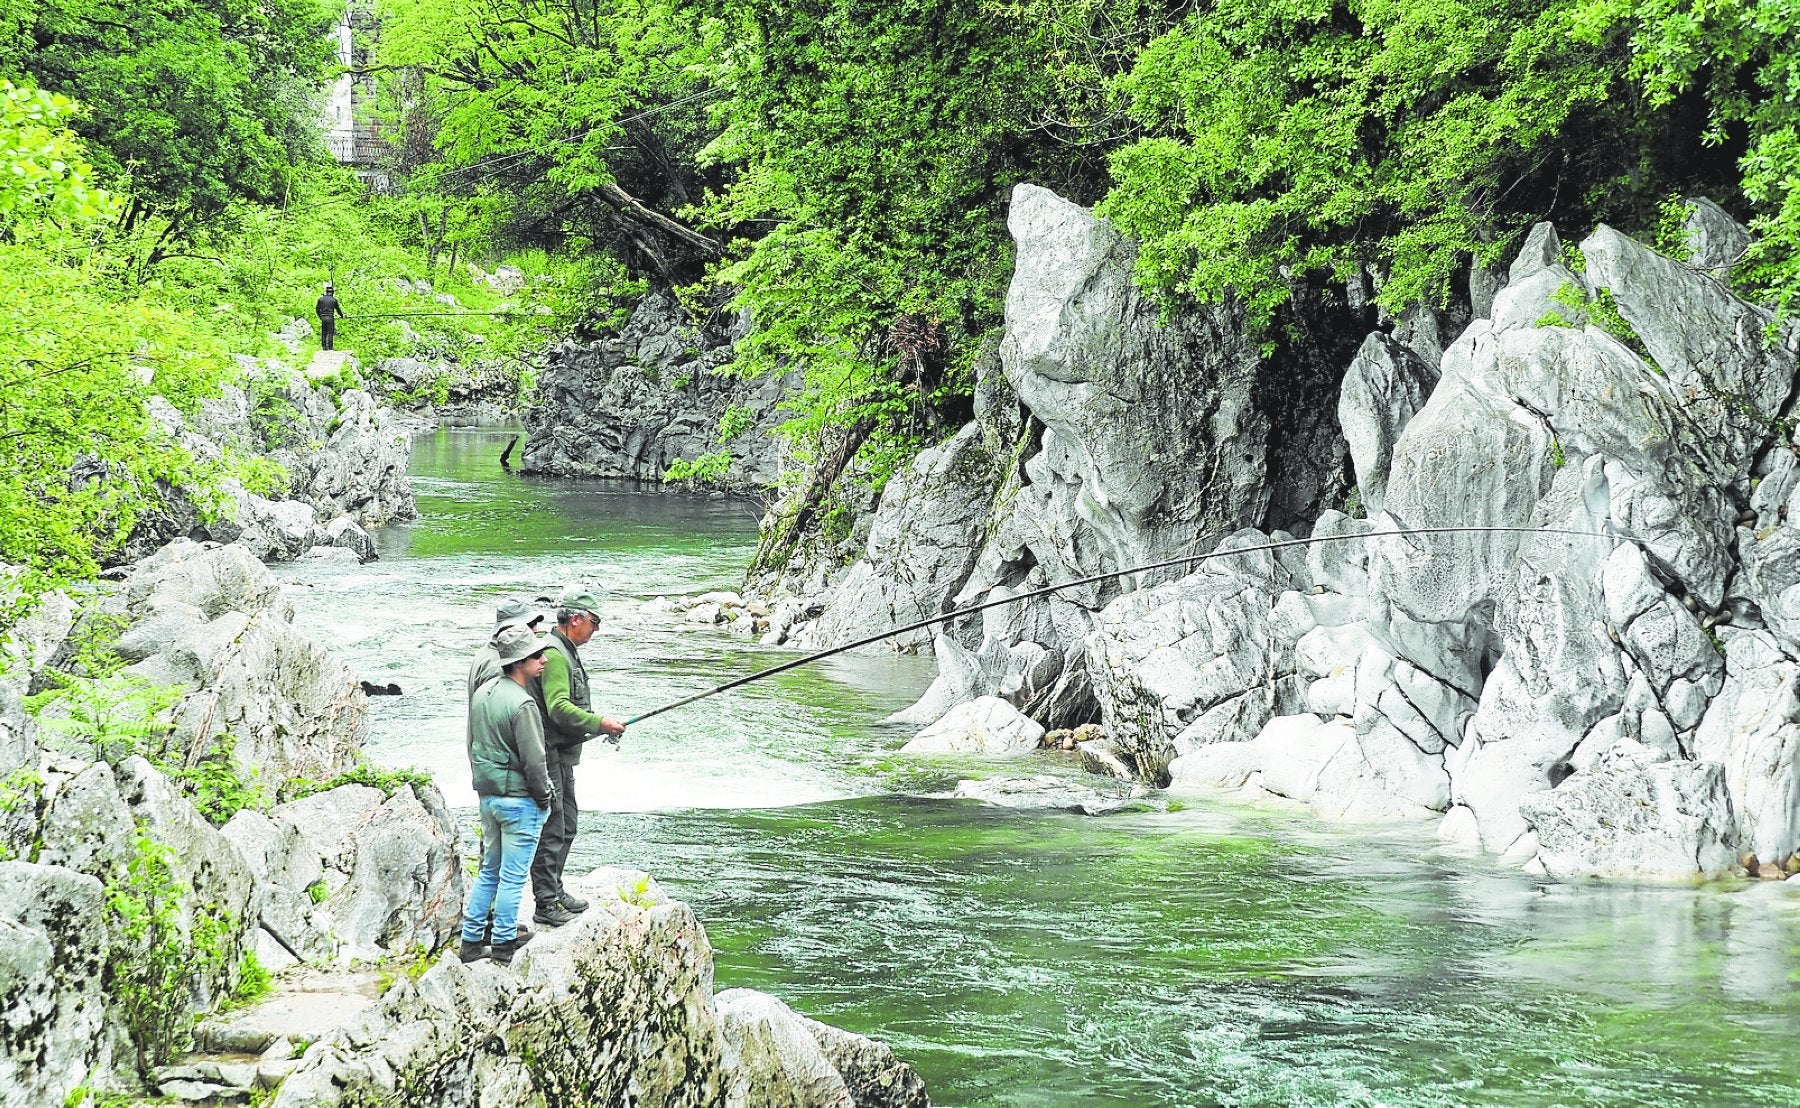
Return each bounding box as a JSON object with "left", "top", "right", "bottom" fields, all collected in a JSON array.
[
  {"left": 459, "top": 626, "right": 555, "bottom": 965},
  {"left": 529, "top": 586, "right": 627, "bottom": 926}
]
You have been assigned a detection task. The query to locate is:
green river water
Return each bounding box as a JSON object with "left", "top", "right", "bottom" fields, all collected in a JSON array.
[{"left": 280, "top": 427, "right": 1800, "bottom": 1107}]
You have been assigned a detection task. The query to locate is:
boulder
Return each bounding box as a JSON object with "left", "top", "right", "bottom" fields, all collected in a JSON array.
[
  {"left": 951, "top": 774, "right": 1163, "bottom": 815},
  {"left": 111, "top": 540, "right": 365, "bottom": 786},
  {"left": 1085, "top": 530, "right": 1310, "bottom": 783},
  {"left": 718, "top": 988, "right": 854, "bottom": 1108},
  {"left": 804, "top": 423, "right": 1004, "bottom": 650},
  {"left": 286, "top": 783, "right": 463, "bottom": 961},
  {"left": 231, "top": 489, "right": 322, "bottom": 562},
  {"left": 1519, "top": 741, "right": 1738, "bottom": 878},
  {"left": 1694, "top": 631, "right": 1800, "bottom": 866},
  {"left": 323, "top": 516, "right": 378, "bottom": 563},
  {"left": 799, "top": 1014, "right": 930, "bottom": 1108},
  {"left": 0, "top": 862, "right": 111, "bottom": 1106},
  {"left": 1337, "top": 333, "right": 1439, "bottom": 514},
  {"left": 903, "top": 696, "right": 1044, "bottom": 755},
  {"left": 268, "top": 869, "right": 925, "bottom": 1107},
  {"left": 1169, "top": 714, "right": 1448, "bottom": 821}
]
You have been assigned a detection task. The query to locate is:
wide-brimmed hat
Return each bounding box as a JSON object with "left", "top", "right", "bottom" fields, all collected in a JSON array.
[
  {"left": 493, "top": 596, "right": 546, "bottom": 631},
  {"left": 493, "top": 626, "right": 548, "bottom": 666},
  {"left": 557, "top": 585, "right": 602, "bottom": 619}
]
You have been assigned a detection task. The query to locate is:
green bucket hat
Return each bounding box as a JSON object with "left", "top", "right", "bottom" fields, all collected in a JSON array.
[{"left": 493, "top": 626, "right": 548, "bottom": 667}]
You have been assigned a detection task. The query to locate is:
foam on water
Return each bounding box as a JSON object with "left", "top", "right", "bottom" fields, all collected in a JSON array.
[{"left": 277, "top": 426, "right": 933, "bottom": 812}]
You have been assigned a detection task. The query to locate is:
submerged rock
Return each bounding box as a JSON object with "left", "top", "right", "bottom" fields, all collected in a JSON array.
[{"left": 952, "top": 774, "right": 1164, "bottom": 815}]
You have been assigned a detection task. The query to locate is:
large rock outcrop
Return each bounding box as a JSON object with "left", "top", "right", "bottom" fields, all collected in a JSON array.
[
  {"left": 768, "top": 184, "right": 1357, "bottom": 730},
  {"left": 270, "top": 869, "right": 926, "bottom": 1108},
  {"left": 779, "top": 186, "right": 1797, "bottom": 879},
  {"left": 522, "top": 291, "right": 791, "bottom": 488},
  {"left": 1083, "top": 204, "right": 1800, "bottom": 879},
  {"left": 92, "top": 540, "right": 367, "bottom": 785},
  {"left": 1, "top": 545, "right": 463, "bottom": 1102},
  {"left": 119, "top": 360, "right": 413, "bottom": 566}
]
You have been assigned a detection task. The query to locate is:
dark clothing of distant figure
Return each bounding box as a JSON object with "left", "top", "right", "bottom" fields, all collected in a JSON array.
[
  {"left": 316, "top": 292, "right": 345, "bottom": 351},
  {"left": 528, "top": 627, "right": 607, "bottom": 907}
]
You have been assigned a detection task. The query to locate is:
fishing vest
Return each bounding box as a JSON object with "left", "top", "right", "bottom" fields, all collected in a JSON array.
[{"left": 536, "top": 628, "right": 593, "bottom": 760}]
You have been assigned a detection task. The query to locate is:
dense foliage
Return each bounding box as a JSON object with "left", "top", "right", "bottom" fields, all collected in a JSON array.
[
  {"left": 3, "top": 0, "right": 1799, "bottom": 584},
  {"left": 3, "top": 0, "right": 338, "bottom": 249},
  {"left": 1095, "top": 0, "right": 1781, "bottom": 325}
]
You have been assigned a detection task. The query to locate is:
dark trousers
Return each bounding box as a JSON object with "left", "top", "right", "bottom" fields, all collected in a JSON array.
[
  {"left": 530, "top": 747, "right": 578, "bottom": 907},
  {"left": 320, "top": 321, "right": 336, "bottom": 351}
]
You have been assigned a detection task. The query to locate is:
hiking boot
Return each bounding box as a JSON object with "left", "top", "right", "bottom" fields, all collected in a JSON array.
[
  {"left": 457, "top": 939, "right": 489, "bottom": 964},
  {"left": 480, "top": 923, "right": 533, "bottom": 945},
  {"left": 533, "top": 902, "right": 578, "bottom": 927},
  {"left": 558, "top": 893, "right": 589, "bottom": 913},
  {"left": 492, "top": 934, "right": 530, "bottom": 965}
]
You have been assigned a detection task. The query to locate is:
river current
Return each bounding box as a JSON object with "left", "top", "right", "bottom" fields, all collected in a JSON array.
[{"left": 281, "top": 427, "right": 1800, "bottom": 1107}]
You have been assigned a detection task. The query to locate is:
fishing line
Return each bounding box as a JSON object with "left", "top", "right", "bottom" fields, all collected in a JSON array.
[{"left": 621, "top": 523, "right": 1624, "bottom": 726}]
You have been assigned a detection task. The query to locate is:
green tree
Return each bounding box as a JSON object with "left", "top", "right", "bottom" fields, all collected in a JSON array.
[
  {"left": 373, "top": 0, "right": 720, "bottom": 277},
  {"left": 0, "top": 88, "right": 234, "bottom": 583},
  {"left": 3, "top": 0, "right": 337, "bottom": 252},
  {"left": 1099, "top": 0, "right": 1684, "bottom": 324},
  {"left": 1570, "top": 0, "right": 1800, "bottom": 317}
]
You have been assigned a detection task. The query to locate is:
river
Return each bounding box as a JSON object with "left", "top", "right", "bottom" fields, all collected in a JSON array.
[{"left": 282, "top": 426, "right": 1800, "bottom": 1107}]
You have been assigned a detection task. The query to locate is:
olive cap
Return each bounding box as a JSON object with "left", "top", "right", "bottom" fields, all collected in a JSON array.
[{"left": 557, "top": 586, "right": 602, "bottom": 618}]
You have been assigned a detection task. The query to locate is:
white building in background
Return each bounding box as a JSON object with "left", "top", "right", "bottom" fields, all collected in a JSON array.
[{"left": 322, "top": 2, "right": 391, "bottom": 181}]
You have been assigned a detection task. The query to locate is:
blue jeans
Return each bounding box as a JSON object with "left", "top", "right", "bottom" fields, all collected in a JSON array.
[{"left": 461, "top": 794, "right": 546, "bottom": 944}]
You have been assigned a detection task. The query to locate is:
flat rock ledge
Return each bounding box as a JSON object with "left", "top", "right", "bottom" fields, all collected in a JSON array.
[{"left": 266, "top": 867, "right": 928, "bottom": 1108}]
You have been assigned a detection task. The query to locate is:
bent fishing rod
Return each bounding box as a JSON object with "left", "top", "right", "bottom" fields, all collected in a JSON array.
[{"left": 621, "top": 523, "right": 1623, "bottom": 726}]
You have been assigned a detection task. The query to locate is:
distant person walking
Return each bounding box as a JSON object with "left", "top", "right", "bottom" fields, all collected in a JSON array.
[
  {"left": 316, "top": 283, "right": 345, "bottom": 351},
  {"left": 459, "top": 625, "right": 555, "bottom": 966}
]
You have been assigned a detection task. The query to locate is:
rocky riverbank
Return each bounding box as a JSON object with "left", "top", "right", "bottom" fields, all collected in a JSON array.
[
  {"left": 520, "top": 290, "right": 792, "bottom": 489},
  {"left": 747, "top": 185, "right": 1800, "bottom": 882},
  {"left": 125, "top": 349, "right": 418, "bottom": 567}
]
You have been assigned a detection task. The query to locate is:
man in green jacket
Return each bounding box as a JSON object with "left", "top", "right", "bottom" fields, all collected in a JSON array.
[
  {"left": 459, "top": 626, "right": 555, "bottom": 965},
  {"left": 529, "top": 586, "right": 627, "bottom": 926},
  {"left": 467, "top": 596, "right": 547, "bottom": 702}
]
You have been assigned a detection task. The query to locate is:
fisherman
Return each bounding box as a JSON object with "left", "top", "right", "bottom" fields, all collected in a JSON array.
[
  {"left": 316, "top": 282, "right": 345, "bottom": 351},
  {"left": 459, "top": 625, "right": 556, "bottom": 966},
  {"left": 529, "top": 586, "right": 627, "bottom": 927},
  {"left": 468, "top": 597, "right": 549, "bottom": 702}
]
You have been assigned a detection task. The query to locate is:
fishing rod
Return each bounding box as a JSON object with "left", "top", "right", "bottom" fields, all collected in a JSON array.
[{"left": 621, "top": 523, "right": 1623, "bottom": 726}]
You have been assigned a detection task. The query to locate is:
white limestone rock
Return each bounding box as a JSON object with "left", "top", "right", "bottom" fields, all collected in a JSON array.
[
  {"left": 807, "top": 423, "right": 1002, "bottom": 650},
  {"left": 111, "top": 540, "right": 365, "bottom": 787},
  {"left": 0, "top": 862, "right": 111, "bottom": 1106},
  {"left": 1519, "top": 741, "right": 1738, "bottom": 878},
  {"left": 1694, "top": 630, "right": 1800, "bottom": 866},
  {"left": 951, "top": 774, "right": 1163, "bottom": 815},
  {"left": 903, "top": 696, "right": 1044, "bottom": 755},
  {"left": 1338, "top": 333, "right": 1440, "bottom": 514},
  {"left": 268, "top": 868, "right": 925, "bottom": 1108},
  {"left": 1170, "top": 714, "right": 1448, "bottom": 821},
  {"left": 719, "top": 988, "right": 855, "bottom": 1108}
]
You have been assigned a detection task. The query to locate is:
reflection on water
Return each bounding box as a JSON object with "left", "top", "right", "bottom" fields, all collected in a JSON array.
[{"left": 282, "top": 426, "right": 1800, "bottom": 1107}]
